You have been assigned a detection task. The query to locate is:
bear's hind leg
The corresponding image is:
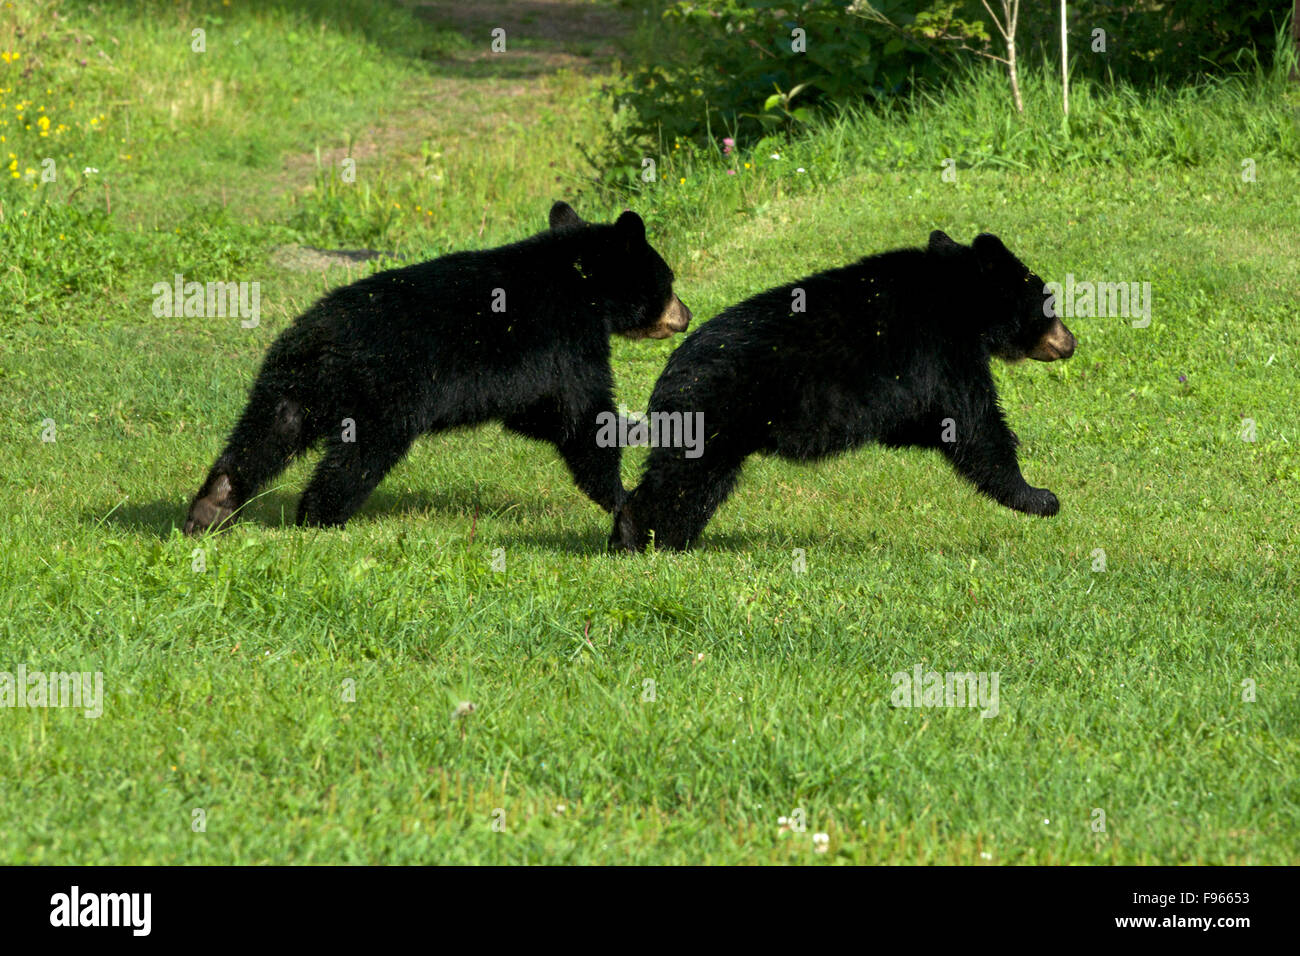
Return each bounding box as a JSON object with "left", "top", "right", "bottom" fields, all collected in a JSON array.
[
  {"left": 185, "top": 395, "right": 311, "bottom": 535},
  {"left": 296, "top": 422, "right": 414, "bottom": 528},
  {"left": 612, "top": 445, "right": 746, "bottom": 552}
]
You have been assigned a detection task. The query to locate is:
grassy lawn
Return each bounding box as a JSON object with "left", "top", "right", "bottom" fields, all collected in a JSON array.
[{"left": 0, "top": 0, "right": 1296, "bottom": 864}]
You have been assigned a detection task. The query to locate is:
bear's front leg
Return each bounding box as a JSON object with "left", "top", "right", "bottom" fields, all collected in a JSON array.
[
  {"left": 939, "top": 407, "right": 1059, "bottom": 517},
  {"left": 504, "top": 399, "right": 626, "bottom": 513},
  {"left": 555, "top": 417, "right": 627, "bottom": 514}
]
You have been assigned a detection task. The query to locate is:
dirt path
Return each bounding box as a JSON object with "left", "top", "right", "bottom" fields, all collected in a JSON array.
[
  {"left": 275, "top": 0, "right": 637, "bottom": 270},
  {"left": 412, "top": 0, "right": 631, "bottom": 74}
]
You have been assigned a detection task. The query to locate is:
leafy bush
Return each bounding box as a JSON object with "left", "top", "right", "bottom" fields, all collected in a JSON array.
[
  {"left": 609, "top": 1, "right": 938, "bottom": 153},
  {"left": 607, "top": 0, "right": 1292, "bottom": 167},
  {"left": 1019, "top": 0, "right": 1287, "bottom": 83}
]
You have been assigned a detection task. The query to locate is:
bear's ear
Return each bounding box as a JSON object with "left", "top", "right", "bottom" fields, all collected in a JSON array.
[
  {"left": 549, "top": 201, "right": 585, "bottom": 231},
  {"left": 928, "top": 230, "right": 960, "bottom": 253},
  {"left": 615, "top": 210, "right": 647, "bottom": 246},
  {"left": 972, "top": 233, "right": 1012, "bottom": 271}
]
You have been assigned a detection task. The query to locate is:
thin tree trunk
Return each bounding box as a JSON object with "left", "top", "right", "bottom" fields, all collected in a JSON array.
[
  {"left": 1061, "top": 0, "right": 1069, "bottom": 115},
  {"left": 1292, "top": 0, "right": 1299, "bottom": 81},
  {"left": 1007, "top": 34, "right": 1023, "bottom": 112},
  {"left": 982, "top": 0, "right": 1024, "bottom": 113}
]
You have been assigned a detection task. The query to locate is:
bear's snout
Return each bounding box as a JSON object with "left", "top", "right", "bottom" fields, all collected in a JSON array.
[
  {"left": 1029, "top": 318, "right": 1076, "bottom": 361},
  {"left": 645, "top": 296, "right": 692, "bottom": 339}
]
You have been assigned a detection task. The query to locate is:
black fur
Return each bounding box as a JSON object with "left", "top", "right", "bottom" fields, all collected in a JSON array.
[
  {"left": 185, "top": 202, "right": 690, "bottom": 534},
  {"left": 610, "top": 231, "right": 1076, "bottom": 552}
]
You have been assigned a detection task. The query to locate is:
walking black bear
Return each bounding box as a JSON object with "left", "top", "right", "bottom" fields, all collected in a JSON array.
[
  {"left": 610, "top": 231, "right": 1075, "bottom": 552},
  {"left": 185, "top": 202, "right": 690, "bottom": 534}
]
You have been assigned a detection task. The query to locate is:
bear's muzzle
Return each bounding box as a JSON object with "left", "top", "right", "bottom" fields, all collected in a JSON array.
[
  {"left": 1028, "top": 318, "right": 1076, "bottom": 361},
  {"left": 626, "top": 296, "right": 692, "bottom": 340}
]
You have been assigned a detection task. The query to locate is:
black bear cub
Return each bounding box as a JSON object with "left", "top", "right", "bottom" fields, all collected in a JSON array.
[
  {"left": 610, "top": 230, "right": 1075, "bottom": 552},
  {"left": 185, "top": 202, "right": 690, "bottom": 534}
]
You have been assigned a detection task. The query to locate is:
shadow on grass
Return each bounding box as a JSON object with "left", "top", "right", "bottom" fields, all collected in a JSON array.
[
  {"left": 493, "top": 527, "right": 608, "bottom": 553},
  {"left": 91, "top": 484, "right": 594, "bottom": 540},
  {"left": 86, "top": 498, "right": 915, "bottom": 556}
]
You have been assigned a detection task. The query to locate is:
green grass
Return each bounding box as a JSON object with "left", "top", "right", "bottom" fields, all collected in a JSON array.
[{"left": 0, "top": 0, "right": 1296, "bottom": 864}]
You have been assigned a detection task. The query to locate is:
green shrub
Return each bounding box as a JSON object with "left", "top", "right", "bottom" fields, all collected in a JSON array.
[
  {"left": 607, "top": 0, "right": 1292, "bottom": 169},
  {"left": 609, "top": 1, "right": 938, "bottom": 156}
]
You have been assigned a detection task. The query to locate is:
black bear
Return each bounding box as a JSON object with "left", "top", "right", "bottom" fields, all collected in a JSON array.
[
  {"left": 610, "top": 230, "right": 1075, "bottom": 552},
  {"left": 184, "top": 202, "right": 690, "bottom": 534}
]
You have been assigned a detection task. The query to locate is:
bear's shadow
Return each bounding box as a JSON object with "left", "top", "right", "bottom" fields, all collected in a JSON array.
[
  {"left": 92, "top": 490, "right": 950, "bottom": 555},
  {"left": 89, "top": 494, "right": 827, "bottom": 554},
  {"left": 89, "top": 498, "right": 981, "bottom": 557},
  {"left": 93, "top": 486, "right": 575, "bottom": 541}
]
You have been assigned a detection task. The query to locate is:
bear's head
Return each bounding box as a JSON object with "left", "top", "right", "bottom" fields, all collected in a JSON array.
[
  {"left": 550, "top": 201, "right": 692, "bottom": 340},
  {"left": 929, "top": 230, "right": 1076, "bottom": 363}
]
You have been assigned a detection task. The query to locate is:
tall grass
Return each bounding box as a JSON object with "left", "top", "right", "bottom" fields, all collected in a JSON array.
[
  {"left": 595, "top": 28, "right": 1299, "bottom": 273},
  {"left": 628, "top": 24, "right": 1300, "bottom": 184},
  {"left": 825, "top": 33, "right": 1300, "bottom": 173}
]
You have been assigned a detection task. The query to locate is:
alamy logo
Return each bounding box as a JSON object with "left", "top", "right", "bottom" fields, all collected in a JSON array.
[
  {"left": 0, "top": 665, "right": 103, "bottom": 718},
  {"left": 50, "top": 886, "right": 151, "bottom": 936},
  {"left": 891, "top": 664, "right": 999, "bottom": 718},
  {"left": 595, "top": 407, "right": 705, "bottom": 459},
  {"left": 1043, "top": 275, "right": 1151, "bottom": 328},
  {"left": 151, "top": 273, "right": 261, "bottom": 327}
]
